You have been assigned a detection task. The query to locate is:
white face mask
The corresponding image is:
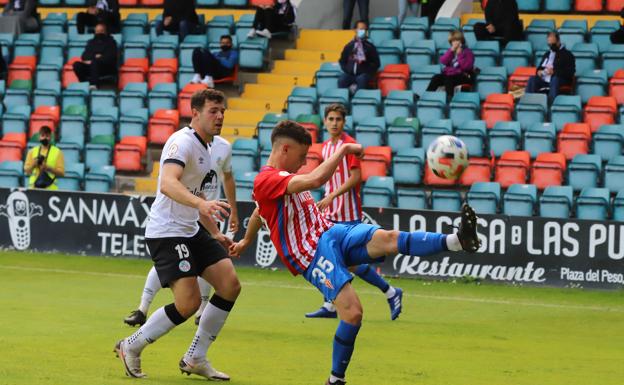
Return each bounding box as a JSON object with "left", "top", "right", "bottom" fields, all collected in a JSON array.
[{"left": 277, "top": 0, "right": 287, "bottom": 3}]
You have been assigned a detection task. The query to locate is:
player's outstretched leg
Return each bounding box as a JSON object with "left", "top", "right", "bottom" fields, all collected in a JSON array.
[
  {"left": 352, "top": 264, "right": 403, "bottom": 321},
  {"left": 124, "top": 266, "right": 162, "bottom": 326},
  {"left": 194, "top": 276, "right": 212, "bottom": 325},
  {"left": 180, "top": 259, "right": 240, "bottom": 381},
  {"left": 305, "top": 298, "right": 337, "bottom": 319}
]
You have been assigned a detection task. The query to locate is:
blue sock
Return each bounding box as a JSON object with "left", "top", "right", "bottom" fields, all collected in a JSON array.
[
  {"left": 397, "top": 231, "right": 447, "bottom": 256},
  {"left": 332, "top": 321, "right": 361, "bottom": 379},
  {"left": 354, "top": 265, "right": 389, "bottom": 293}
]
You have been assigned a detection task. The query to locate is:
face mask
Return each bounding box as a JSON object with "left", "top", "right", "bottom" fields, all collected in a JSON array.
[
  {"left": 40, "top": 138, "right": 50, "bottom": 146},
  {"left": 549, "top": 43, "right": 559, "bottom": 51},
  {"left": 277, "top": 0, "right": 287, "bottom": 3},
  {"left": 356, "top": 29, "right": 366, "bottom": 39},
  {"left": 221, "top": 45, "right": 232, "bottom": 51}
]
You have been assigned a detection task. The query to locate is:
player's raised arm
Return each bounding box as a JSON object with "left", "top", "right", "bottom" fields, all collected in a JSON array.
[{"left": 229, "top": 208, "right": 262, "bottom": 257}]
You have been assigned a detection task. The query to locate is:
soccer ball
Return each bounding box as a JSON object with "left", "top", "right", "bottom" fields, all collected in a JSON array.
[{"left": 426, "top": 135, "right": 469, "bottom": 180}]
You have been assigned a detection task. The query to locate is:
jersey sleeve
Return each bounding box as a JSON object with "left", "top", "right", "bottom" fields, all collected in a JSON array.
[
  {"left": 163, "top": 136, "right": 192, "bottom": 168},
  {"left": 347, "top": 153, "right": 361, "bottom": 170},
  {"left": 254, "top": 170, "right": 295, "bottom": 201},
  {"left": 221, "top": 144, "right": 232, "bottom": 174}
]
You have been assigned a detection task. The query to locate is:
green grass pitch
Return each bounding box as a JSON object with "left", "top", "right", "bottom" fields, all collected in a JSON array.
[{"left": 0, "top": 251, "right": 623, "bottom": 385}]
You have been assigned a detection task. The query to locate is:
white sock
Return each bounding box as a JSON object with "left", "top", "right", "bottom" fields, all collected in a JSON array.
[
  {"left": 323, "top": 302, "right": 336, "bottom": 312},
  {"left": 126, "top": 306, "right": 176, "bottom": 354},
  {"left": 138, "top": 266, "right": 162, "bottom": 314},
  {"left": 446, "top": 234, "right": 463, "bottom": 252},
  {"left": 185, "top": 297, "right": 233, "bottom": 362},
  {"left": 384, "top": 286, "right": 396, "bottom": 299},
  {"left": 195, "top": 277, "right": 212, "bottom": 317},
  {"left": 330, "top": 374, "right": 345, "bottom": 383}
]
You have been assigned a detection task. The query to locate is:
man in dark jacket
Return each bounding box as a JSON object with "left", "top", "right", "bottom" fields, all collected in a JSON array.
[
  {"left": 474, "top": 0, "right": 523, "bottom": 46},
  {"left": 610, "top": 7, "right": 624, "bottom": 44},
  {"left": 155, "top": 0, "right": 199, "bottom": 41},
  {"left": 338, "top": 20, "right": 380, "bottom": 94},
  {"left": 73, "top": 23, "right": 118, "bottom": 89},
  {"left": 76, "top": 0, "right": 121, "bottom": 34},
  {"left": 526, "top": 32, "right": 576, "bottom": 104}
]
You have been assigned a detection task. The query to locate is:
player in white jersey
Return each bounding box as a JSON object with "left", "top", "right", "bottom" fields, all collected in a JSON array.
[
  {"left": 115, "top": 89, "right": 240, "bottom": 381},
  {"left": 123, "top": 134, "right": 239, "bottom": 327}
]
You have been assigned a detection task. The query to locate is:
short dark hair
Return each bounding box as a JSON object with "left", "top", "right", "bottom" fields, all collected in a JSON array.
[
  {"left": 548, "top": 31, "right": 561, "bottom": 41},
  {"left": 355, "top": 20, "right": 368, "bottom": 29},
  {"left": 39, "top": 126, "right": 52, "bottom": 136},
  {"left": 190, "top": 88, "right": 226, "bottom": 111},
  {"left": 324, "top": 103, "right": 347, "bottom": 119},
  {"left": 220, "top": 35, "right": 232, "bottom": 42},
  {"left": 271, "top": 120, "right": 312, "bottom": 146}
]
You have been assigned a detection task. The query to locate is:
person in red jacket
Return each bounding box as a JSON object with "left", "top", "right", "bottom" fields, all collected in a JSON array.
[{"left": 426, "top": 30, "right": 474, "bottom": 101}]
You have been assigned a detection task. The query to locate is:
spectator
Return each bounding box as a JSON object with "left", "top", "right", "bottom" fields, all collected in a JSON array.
[
  {"left": 338, "top": 20, "right": 380, "bottom": 94},
  {"left": 191, "top": 35, "right": 239, "bottom": 88},
  {"left": 76, "top": 0, "right": 120, "bottom": 35},
  {"left": 0, "top": 0, "right": 38, "bottom": 34},
  {"left": 421, "top": 0, "right": 445, "bottom": 25},
  {"left": 474, "top": 0, "right": 523, "bottom": 46},
  {"left": 526, "top": 32, "right": 575, "bottom": 104},
  {"left": 24, "top": 126, "right": 65, "bottom": 190},
  {"left": 155, "top": 0, "right": 200, "bottom": 41},
  {"left": 73, "top": 23, "right": 118, "bottom": 90},
  {"left": 398, "top": 0, "right": 421, "bottom": 24},
  {"left": 426, "top": 30, "right": 474, "bottom": 101},
  {"left": 610, "top": 7, "right": 624, "bottom": 44},
  {"left": 0, "top": 54, "right": 6, "bottom": 81},
  {"left": 342, "top": 0, "right": 369, "bottom": 30},
  {"left": 247, "top": 0, "right": 296, "bottom": 39}
]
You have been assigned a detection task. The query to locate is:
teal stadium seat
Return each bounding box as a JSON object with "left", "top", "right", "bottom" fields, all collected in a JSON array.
[
  {"left": 90, "top": 89, "right": 117, "bottom": 110},
  {"left": 416, "top": 91, "right": 446, "bottom": 126},
  {"left": 355, "top": 116, "right": 386, "bottom": 147},
  {"left": 239, "top": 37, "right": 268, "bottom": 69},
  {"left": 602, "top": 45, "right": 624, "bottom": 78},
  {"left": 523, "top": 122, "right": 556, "bottom": 158},
  {"left": 151, "top": 35, "right": 179, "bottom": 62},
  {"left": 576, "top": 187, "right": 610, "bottom": 220},
  {"left": 393, "top": 147, "right": 424, "bottom": 184},
  {"left": 231, "top": 138, "right": 259, "bottom": 174},
  {"left": 258, "top": 113, "right": 287, "bottom": 149},
  {"left": 235, "top": 172, "right": 257, "bottom": 201},
  {"left": 120, "top": 82, "right": 148, "bottom": 114},
  {"left": 351, "top": 89, "right": 381, "bottom": 124},
  {"left": 58, "top": 142, "right": 82, "bottom": 163},
  {"left": 449, "top": 92, "right": 480, "bottom": 128},
  {"left": 590, "top": 20, "right": 620, "bottom": 53},
  {"left": 383, "top": 90, "right": 413, "bottom": 125},
  {"left": 525, "top": 19, "right": 555, "bottom": 50},
  {"left": 60, "top": 115, "right": 86, "bottom": 148},
  {"left": 0, "top": 161, "right": 24, "bottom": 188},
  {"left": 518, "top": 0, "right": 541, "bottom": 11},
  {"left": 410, "top": 64, "right": 441, "bottom": 97},
  {"left": 540, "top": 185, "right": 573, "bottom": 218},
  {"left": 545, "top": 0, "right": 572, "bottom": 11},
  {"left": 369, "top": 16, "right": 399, "bottom": 46},
  {"left": 430, "top": 17, "right": 460, "bottom": 51},
  {"left": 119, "top": 108, "right": 148, "bottom": 139},
  {"left": 89, "top": 107, "right": 119, "bottom": 140},
  {"left": 471, "top": 41, "right": 500, "bottom": 69},
  {"left": 405, "top": 39, "right": 436, "bottom": 72},
  {"left": 455, "top": 119, "right": 486, "bottom": 157},
  {"left": 592, "top": 125, "right": 624, "bottom": 162},
  {"left": 571, "top": 43, "right": 598, "bottom": 74},
  {"left": 489, "top": 121, "right": 521, "bottom": 157},
  {"left": 516, "top": 93, "right": 548, "bottom": 131},
  {"left": 85, "top": 143, "right": 112, "bottom": 169},
  {"left": 397, "top": 188, "right": 427, "bottom": 210},
  {"left": 315, "top": 62, "right": 342, "bottom": 96},
  {"left": 568, "top": 154, "right": 601, "bottom": 191},
  {"left": 319, "top": 88, "right": 350, "bottom": 117},
  {"left": 467, "top": 181, "right": 501, "bottom": 214},
  {"left": 501, "top": 41, "right": 533, "bottom": 75},
  {"left": 33, "top": 80, "right": 61, "bottom": 108},
  {"left": 57, "top": 162, "right": 85, "bottom": 191},
  {"left": 503, "top": 184, "right": 537, "bottom": 216},
  {"left": 287, "top": 87, "right": 317, "bottom": 120},
  {"left": 85, "top": 165, "right": 116, "bottom": 193},
  {"left": 612, "top": 190, "right": 624, "bottom": 221},
  {"left": 431, "top": 190, "right": 462, "bottom": 212},
  {"left": 475, "top": 66, "right": 507, "bottom": 101},
  {"left": 2, "top": 105, "right": 31, "bottom": 134},
  {"left": 377, "top": 39, "right": 404, "bottom": 69},
  {"left": 604, "top": 156, "right": 624, "bottom": 193},
  {"left": 558, "top": 20, "right": 587, "bottom": 49},
  {"left": 422, "top": 119, "right": 452, "bottom": 151},
  {"left": 387, "top": 116, "right": 419, "bottom": 151},
  {"left": 550, "top": 95, "right": 581, "bottom": 132},
  {"left": 362, "top": 176, "right": 395, "bottom": 208},
  {"left": 400, "top": 17, "right": 429, "bottom": 46},
  {"left": 576, "top": 69, "right": 607, "bottom": 104},
  {"left": 148, "top": 83, "right": 177, "bottom": 114}
]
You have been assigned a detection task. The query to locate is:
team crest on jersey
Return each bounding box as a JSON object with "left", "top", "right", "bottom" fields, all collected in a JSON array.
[
  {"left": 168, "top": 144, "right": 178, "bottom": 157},
  {"left": 324, "top": 279, "right": 334, "bottom": 290},
  {"left": 199, "top": 157, "right": 205, "bottom": 164},
  {"left": 179, "top": 260, "right": 191, "bottom": 272}
]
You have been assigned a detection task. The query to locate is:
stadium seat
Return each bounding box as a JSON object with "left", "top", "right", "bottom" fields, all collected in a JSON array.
[
  {"left": 89, "top": 89, "right": 117, "bottom": 111},
  {"left": 287, "top": 87, "right": 317, "bottom": 120},
  {"left": 516, "top": 93, "right": 547, "bottom": 131},
  {"left": 410, "top": 65, "right": 441, "bottom": 97},
  {"left": 120, "top": 82, "right": 148, "bottom": 114},
  {"left": 0, "top": 141, "right": 23, "bottom": 162},
  {"left": 319, "top": 88, "right": 350, "bottom": 117},
  {"left": 360, "top": 146, "right": 392, "bottom": 182},
  {"left": 362, "top": 176, "right": 395, "bottom": 208},
  {"left": 2, "top": 132, "right": 27, "bottom": 150},
  {"left": 0, "top": 160, "right": 24, "bottom": 188},
  {"left": 378, "top": 64, "right": 409, "bottom": 97},
  {"left": 239, "top": 37, "right": 268, "bottom": 70},
  {"left": 576, "top": 188, "right": 610, "bottom": 220},
  {"left": 369, "top": 16, "right": 399, "bottom": 45},
  {"left": 530, "top": 152, "right": 567, "bottom": 189},
  {"left": 405, "top": 39, "right": 436, "bottom": 72},
  {"left": 476, "top": 66, "right": 507, "bottom": 101},
  {"left": 377, "top": 39, "right": 404, "bottom": 69},
  {"left": 118, "top": 58, "right": 149, "bottom": 91},
  {"left": 550, "top": 95, "right": 581, "bottom": 132},
  {"left": 315, "top": 62, "right": 342, "bottom": 96},
  {"left": 495, "top": 151, "right": 530, "bottom": 188},
  {"left": 545, "top": 0, "right": 572, "bottom": 11},
  {"left": 600, "top": 45, "right": 624, "bottom": 79},
  {"left": 351, "top": 89, "right": 382, "bottom": 125},
  {"left": 119, "top": 108, "right": 149, "bottom": 138},
  {"left": 84, "top": 165, "right": 116, "bottom": 193},
  {"left": 2, "top": 105, "right": 31, "bottom": 135},
  {"left": 467, "top": 181, "right": 501, "bottom": 214},
  {"left": 539, "top": 185, "right": 573, "bottom": 218},
  {"left": 523, "top": 122, "right": 555, "bottom": 158},
  {"left": 258, "top": 113, "right": 287, "bottom": 149},
  {"left": 62, "top": 58, "right": 81, "bottom": 88},
  {"left": 421, "top": 119, "right": 452, "bottom": 151},
  {"left": 558, "top": 20, "right": 587, "bottom": 49},
  {"left": 416, "top": 91, "right": 446, "bottom": 127},
  {"left": 148, "top": 82, "right": 177, "bottom": 115},
  {"left": 85, "top": 141, "right": 112, "bottom": 169},
  {"left": 571, "top": 43, "right": 599, "bottom": 74},
  {"left": 397, "top": 187, "right": 427, "bottom": 210},
  {"left": 525, "top": 19, "right": 556, "bottom": 50},
  {"left": 148, "top": 58, "right": 178, "bottom": 89},
  {"left": 393, "top": 147, "right": 424, "bottom": 184},
  {"left": 430, "top": 17, "right": 460, "bottom": 51},
  {"left": 89, "top": 107, "right": 119, "bottom": 140},
  {"left": 508, "top": 66, "right": 537, "bottom": 90},
  {"left": 459, "top": 157, "right": 492, "bottom": 186},
  {"left": 583, "top": 96, "right": 617, "bottom": 133},
  {"left": 568, "top": 154, "right": 601, "bottom": 191},
  {"left": 455, "top": 120, "right": 486, "bottom": 157},
  {"left": 58, "top": 141, "right": 81, "bottom": 163},
  {"left": 29, "top": 106, "right": 60, "bottom": 138},
  {"left": 592, "top": 124, "right": 624, "bottom": 162},
  {"left": 517, "top": 0, "right": 541, "bottom": 11},
  {"left": 235, "top": 171, "right": 258, "bottom": 201},
  {"left": 575, "top": 0, "right": 603, "bottom": 11},
  {"left": 424, "top": 163, "right": 457, "bottom": 186},
  {"left": 400, "top": 16, "right": 429, "bottom": 45},
  {"left": 147, "top": 109, "right": 179, "bottom": 145},
  {"left": 613, "top": 189, "right": 624, "bottom": 221},
  {"left": 576, "top": 69, "right": 607, "bottom": 104},
  {"left": 608, "top": 69, "right": 624, "bottom": 105},
  {"left": 178, "top": 83, "right": 208, "bottom": 118},
  {"left": 557, "top": 122, "right": 591, "bottom": 160},
  {"left": 387, "top": 117, "right": 419, "bottom": 152},
  {"left": 472, "top": 41, "right": 500, "bottom": 69},
  {"left": 383, "top": 90, "right": 413, "bottom": 125},
  {"left": 179, "top": 35, "right": 207, "bottom": 67},
  {"left": 114, "top": 136, "right": 146, "bottom": 172},
  {"left": 62, "top": 81, "right": 89, "bottom": 110},
  {"left": 590, "top": 20, "right": 621, "bottom": 53},
  {"left": 56, "top": 162, "right": 84, "bottom": 191},
  {"left": 355, "top": 117, "right": 386, "bottom": 147},
  {"left": 33, "top": 81, "right": 61, "bottom": 109},
  {"left": 489, "top": 121, "right": 521, "bottom": 157},
  {"left": 482, "top": 93, "right": 513, "bottom": 129},
  {"left": 449, "top": 92, "right": 480, "bottom": 128},
  {"left": 504, "top": 183, "right": 537, "bottom": 216},
  {"left": 431, "top": 190, "right": 462, "bottom": 212},
  {"left": 231, "top": 138, "right": 259, "bottom": 175},
  {"left": 604, "top": 156, "right": 624, "bottom": 193},
  {"left": 297, "top": 143, "right": 323, "bottom": 175},
  {"left": 501, "top": 41, "right": 533, "bottom": 75},
  {"left": 606, "top": 0, "right": 624, "bottom": 11}
]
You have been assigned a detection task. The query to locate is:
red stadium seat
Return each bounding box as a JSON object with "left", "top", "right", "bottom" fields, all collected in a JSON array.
[
  {"left": 575, "top": 0, "right": 603, "bottom": 11},
  {"left": 8, "top": 56, "right": 37, "bottom": 86},
  {"left": 494, "top": 151, "right": 530, "bottom": 188},
  {"left": 214, "top": 65, "right": 239, "bottom": 85},
  {"left": 482, "top": 93, "right": 514, "bottom": 128},
  {"left": 606, "top": 0, "right": 624, "bottom": 12},
  {"left": 361, "top": 146, "right": 392, "bottom": 182},
  {"left": 62, "top": 58, "right": 81, "bottom": 88},
  {"left": 508, "top": 67, "right": 536, "bottom": 90},
  {"left": 113, "top": 145, "right": 143, "bottom": 172},
  {"left": 378, "top": 64, "right": 410, "bottom": 97},
  {"left": 297, "top": 143, "right": 323, "bottom": 174},
  {"left": 118, "top": 58, "right": 149, "bottom": 91},
  {"left": 153, "top": 108, "right": 180, "bottom": 127},
  {"left": 609, "top": 70, "right": 624, "bottom": 105},
  {"left": 424, "top": 163, "right": 458, "bottom": 186},
  {"left": 34, "top": 105, "right": 61, "bottom": 124},
  {"left": 119, "top": 0, "right": 138, "bottom": 5},
  {"left": 459, "top": 157, "right": 492, "bottom": 186},
  {"left": 2, "top": 133, "right": 27, "bottom": 149},
  {"left": 178, "top": 83, "right": 208, "bottom": 118},
  {"left": 148, "top": 58, "right": 178, "bottom": 89},
  {"left": 120, "top": 136, "right": 147, "bottom": 156},
  {"left": 530, "top": 152, "right": 567, "bottom": 189},
  {"left": 251, "top": 0, "right": 275, "bottom": 6},
  {"left": 140, "top": 0, "right": 164, "bottom": 5},
  {"left": 147, "top": 109, "right": 180, "bottom": 145},
  {"left": 29, "top": 106, "right": 61, "bottom": 138},
  {"left": 557, "top": 123, "right": 591, "bottom": 160},
  {"left": 584, "top": 96, "right": 617, "bottom": 132},
  {"left": 0, "top": 141, "right": 23, "bottom": 162}
]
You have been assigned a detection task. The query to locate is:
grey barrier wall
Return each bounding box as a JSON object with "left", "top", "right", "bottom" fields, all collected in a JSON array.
[{"left": 1, "top": 188, "right": 623, "bottom": 289}]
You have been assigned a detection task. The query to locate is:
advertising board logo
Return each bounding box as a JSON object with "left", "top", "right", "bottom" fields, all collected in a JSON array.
[{"left": 0, "top": 191, "right": 44, "bottom": 250}]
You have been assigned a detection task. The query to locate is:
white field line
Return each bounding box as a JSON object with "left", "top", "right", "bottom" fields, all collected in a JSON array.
[{"left": 1, "top": 264, "right": 623, "bottom": 313}]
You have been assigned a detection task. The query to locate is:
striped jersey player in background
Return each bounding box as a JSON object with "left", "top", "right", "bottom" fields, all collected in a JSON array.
[
  {"left": 305, "top": 103, "right": 402, "bottom": 320},
  {"left": 230, "top": 120, "right": 481, "bottom": 385}
]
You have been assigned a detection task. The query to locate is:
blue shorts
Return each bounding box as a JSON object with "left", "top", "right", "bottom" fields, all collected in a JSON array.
[{"left": 303, "top": 223, "right": 380, "bottom": 301}]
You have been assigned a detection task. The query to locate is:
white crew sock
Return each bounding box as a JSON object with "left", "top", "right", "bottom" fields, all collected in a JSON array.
[
  {"left": 323, "top": 301, "right": 336, "bottom": 312},
  {"left": 446, "top": 233, "right": 463, "bottom": 252},
  {"left": 195, "top": 277, "right": 212, "bottom": 317},
  {"left": 185, "top": 297, "right": 233, "bottom": 362},
  {"left": 126, "top": 306, "right": 176, "bottom": 354},
  {"left": 384, "top": 286, "right": 396, "bottom": 299},
  {"left": 138, "top": 266, "right": 162, "bottom": 314},
  {"left": 330, "top": 374, "right": 345, "bottom": 383}
]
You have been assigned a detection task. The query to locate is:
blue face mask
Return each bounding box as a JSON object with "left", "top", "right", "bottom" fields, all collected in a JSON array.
[{"left": 356, "top": 29, "right": 366, "bottom": 39}]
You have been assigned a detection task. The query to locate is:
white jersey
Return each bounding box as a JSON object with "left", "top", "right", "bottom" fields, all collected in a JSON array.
[
  {"left": 146, "top": 127, "right": 230, "bottom": 239},
  {"left": 202, "top": 135, "right": 232, "bottom": 201}
]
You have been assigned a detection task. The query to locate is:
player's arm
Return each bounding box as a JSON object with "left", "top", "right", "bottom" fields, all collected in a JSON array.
[
  {"left": 286, "top": 143, "right": 363, "bottom": 194},
  {"left": 199, "top": 212, "right": 233, "bottom": 249},
  {"left": 229, "top": 208, "right": 262, "bottom": 258},
  {"left": 160, "top": 162, "right": 230, "bottom": 221},
  {"left": 222, "top": 171, "right": 239, "bottom": 232}
]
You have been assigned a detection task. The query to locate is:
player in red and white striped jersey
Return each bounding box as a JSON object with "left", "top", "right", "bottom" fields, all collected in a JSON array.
[{"left": 306, "top": 103, "right": 402, "bottom": 320}]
